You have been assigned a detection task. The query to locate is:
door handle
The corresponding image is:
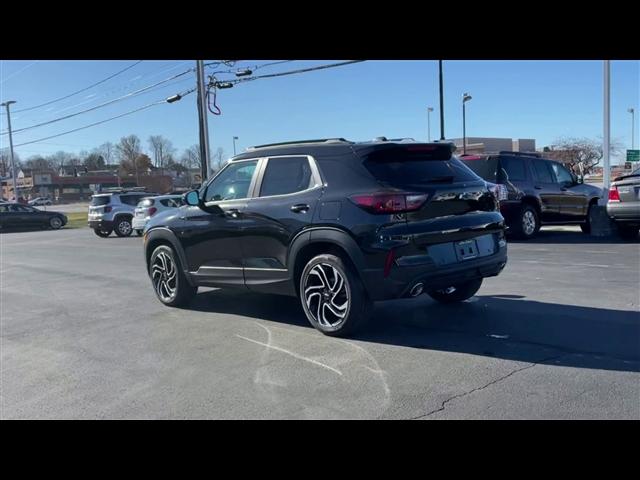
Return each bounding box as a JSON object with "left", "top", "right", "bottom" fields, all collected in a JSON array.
[
  {"left": 534, "top": 186, "right": 543, "bottom": 190},
  {"left": 290, "top": 204, "right": 310, "bottom": 213}
]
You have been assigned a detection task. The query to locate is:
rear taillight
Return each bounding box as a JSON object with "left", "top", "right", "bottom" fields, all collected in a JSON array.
[
  {"left": 349, "top": 193, "right": 428, "bottom": 214},
  {"left": 148, "top": 207, "right": 158, "bottom": 216},
  {"left": 608, "top": 186, "right": 620, "bottom": 202},
  {"left": 104, "top": 206, "right": 112, "bottom": 213}
]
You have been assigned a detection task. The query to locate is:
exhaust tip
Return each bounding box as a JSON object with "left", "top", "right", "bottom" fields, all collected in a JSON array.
[{"left": 409, "top": 283, "right": 424, "bottom": 297}]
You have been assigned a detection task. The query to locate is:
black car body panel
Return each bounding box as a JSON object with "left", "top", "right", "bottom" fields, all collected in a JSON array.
[
  {"left": 144, "top": 140, "right": 508, "bottom": 302},
  {"left": 0, "top": 203, "right": 67, "bottom": 229}
]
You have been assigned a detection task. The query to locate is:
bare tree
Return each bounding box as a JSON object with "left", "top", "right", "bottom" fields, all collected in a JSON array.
[
  {"left": 98, "top": 142, "right": 115, "bottom": 166},
  {"left": 116, "top": 135, "right": 142, "bottom": 184},
  {"left": 211, "top": 147, "right": 227, "bottom": 173},
  {"left": 180, "top": 145, "right": 201, "bottom": 170},
  {"left": 148, "top": 135, "right": 175, "bottom": 169},
  {"left": 546, "top": 137, "right": 624, "bottom": 176},
  {"left": 1, "top": 149, "right": 21, "bottom": 177}
]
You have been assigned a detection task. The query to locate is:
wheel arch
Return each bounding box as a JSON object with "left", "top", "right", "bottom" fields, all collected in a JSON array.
[
  {"left": 145, "top": 228, "right": 193, "bottom": 285},
  {"left": 288, "top": 227, "right": 366, "bottom": 296}
]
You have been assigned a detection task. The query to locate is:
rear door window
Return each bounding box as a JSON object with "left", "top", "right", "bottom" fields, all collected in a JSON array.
[
  {"left": 500, "top": 156, "right": 528, "bottom": 182},
  {"left": 532, "top": 160, "right": 554, "bottom": 183},
  {"left": 260, "top": 157, "right": 313, "bottom": 197}
]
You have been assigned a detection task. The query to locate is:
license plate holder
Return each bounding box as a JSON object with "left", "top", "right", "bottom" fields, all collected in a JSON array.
[{"left": 455, "top": 239, "right": 479, "bottom": 261}]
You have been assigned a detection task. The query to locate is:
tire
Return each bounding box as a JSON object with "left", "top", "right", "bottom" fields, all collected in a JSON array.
[
  {"left": 617, "top": 224, "right": 639, "bottom": 240},
  {"left": 512, "top": 204, "right": 540, "bottom": 239},
  {"left": 135, "top": 229, "right": 143, "bottom": 236},
  {"left": 49, "top": 216, "right": 63, "bottom": 230},
  {"left": 427, "top": 278, "right": 483, "bottom": 304},
  {"left": 114, "top": 216, "right": 133, "bottom": 237},
  {"left": 299, "top": 253, "right": 372, "bottom": 337},
  {"left": 94, "top": 228, "right": 112, "bottom": 238},
  {"left": 580, "top": 204, "right": 595, "bottom": 234},
  {"left": 149, "top": 245, "right": 197, "bottom": 307}
]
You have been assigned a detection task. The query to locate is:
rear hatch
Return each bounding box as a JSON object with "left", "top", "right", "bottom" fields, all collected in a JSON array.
[
  {"left": 135, "top": 197, "right": 156, "bottom": 218},
  {"left": 88, "top": 194, "right": 112, "bottom": 217},
  {"left": 612, "top": 171, "right": 640, "bottom": 203},
  {"left": 361, "top": 144, "right": 502, "bottom": 248}
]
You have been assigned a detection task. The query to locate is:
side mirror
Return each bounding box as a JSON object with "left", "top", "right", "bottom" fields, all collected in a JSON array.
[
  {"left": 183, "top": 189, "right": 224, "bottom": 215},
  {"left": 184, "top": 190, "right": 199, "bottom": 206}
]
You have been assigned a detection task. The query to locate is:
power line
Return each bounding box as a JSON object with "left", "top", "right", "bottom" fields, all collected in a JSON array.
[
  {"left": 2, "top": 68, "right": 194, "bottom": 136},
  {"left": 211, "top": 60, "right": 364, "bottom": 87},
  {"left": 0, "top": 60, "right": 40, "bottom": 85},
  {"left": 13, "top": 88, "right": 196, "bottom": 148},
  {"left": 206, "top": 60, "right": 294, "bottom": 76},
  {"left": 4, "top": 61, "right": 143, "bottom": 114}
]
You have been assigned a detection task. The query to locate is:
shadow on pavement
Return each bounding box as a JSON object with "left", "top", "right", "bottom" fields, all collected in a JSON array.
[
  {"left": 188, "top": 289, "right": 640, "bottom": 373},
  {"left": 508, "top": 228, "right": 637, "bottom": 245}
]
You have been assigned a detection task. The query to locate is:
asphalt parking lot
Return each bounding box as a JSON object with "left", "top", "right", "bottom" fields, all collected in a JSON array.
[{"left": 1, "top": 226, "right": 639, "bottom": 419}]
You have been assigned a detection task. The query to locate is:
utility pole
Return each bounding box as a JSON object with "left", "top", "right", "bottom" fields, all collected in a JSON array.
[
  {"left": 462, "top": 93, "right": 472, "bottom": 155},
  {"left": 233, "top": 136, "right": 239, "bottom": 156},
  {"left": 602, "top": 60, "right": 611, "bottom": 203},
  {"left": 629, "top": 108, "right": 636, "bottom": 150},
  {"left": 438, "top": 60, "right": 445, "bottom": 141},
  {"left": 1, "top": 101, "right": 18, "bottom": 201},
  {"left": 196, "top": 60, "right": 211, "bottom": 182},
  {"left": 427, "top": 107, "right": 433, "bottom": 142}
]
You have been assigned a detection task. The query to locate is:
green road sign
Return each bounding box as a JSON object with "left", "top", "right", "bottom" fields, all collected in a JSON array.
[{"left": 627, "top": 149, "right": 640, "bottom": 162}]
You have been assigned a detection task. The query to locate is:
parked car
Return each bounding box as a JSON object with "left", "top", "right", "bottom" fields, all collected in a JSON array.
[
  {"left": 143, "top": 138, "right": 507, "bottom": 336},
  {"left": 88, "top": 189, "right": 156, "bottom": 238},
  {"left": 0, "top": 203, "right": 67, "bottom": 230},
  {"left": 132, "top": 195, "right": 185, "bottom": 236},
  {"left": 28, "top": 197, "right": 52, "bottom": 206},
  {"left": 460, "top": 151, "right": 601, "bottom": 239},
  {"left": 607, "top": 166, "right": 640, "bottom": 239}
]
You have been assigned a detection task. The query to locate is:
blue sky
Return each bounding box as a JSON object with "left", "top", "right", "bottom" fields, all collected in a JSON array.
[{"left": 1, "top": 60, "right": 638, "bottom": 165}]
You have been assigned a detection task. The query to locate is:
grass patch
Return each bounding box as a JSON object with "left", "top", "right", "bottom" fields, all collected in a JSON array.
[{"left": 64, "top": 212, "right": 88, "bottom": 229}]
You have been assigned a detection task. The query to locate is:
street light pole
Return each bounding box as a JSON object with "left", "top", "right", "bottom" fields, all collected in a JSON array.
[
  {"left": 427, "top": 107, "right": 433, "bottom": 142},
  {"left": 196, "top": 60, "right": 211, "bottom": 181},
  {"left": 1, "top": 101, "right": 18, "bottom": 201},
  {"left": 438, "top": 60, "right": 445, "bottom": 141},
  {"left": 462, "top": 93, "right": 472, "bottom": 155},
  {"left": 233, "top": 136, "right": 238, "bottom": 156},
  {"left": 602, "top": 61, "right": 611, "bottom": 202},
  {"left": 629, "top": 108, "right": 636, "bottom": 150}
]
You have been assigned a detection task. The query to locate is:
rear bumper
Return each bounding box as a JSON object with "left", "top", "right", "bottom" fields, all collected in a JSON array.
[
  {"left": 88, "top": 219, "right": 114, "bottom": 230},
  {"left": 361, "top": 236, "right": 508, "bottom": 301},
  {"left": 132, "top": 217, "right": 149, "bottom": 230},
  {"left": 606, "top": 202, "right": 640, "bottom": 223}
]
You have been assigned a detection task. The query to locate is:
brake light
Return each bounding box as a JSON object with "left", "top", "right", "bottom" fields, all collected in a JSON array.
[
  {"left": 608, "top": 186, "right": 620, "bottom": 202},
  {"left": 488, "top": 183, "right": 508, "bottom": 201},
  {"left": 350, "top": 193, "right": 428, "bottom": 214},
  {"left": 104, "top": 206, "right": 112, "bottom": 213},
  {"left": 148, "top": 207, "right": 158, "bottom": 216}
]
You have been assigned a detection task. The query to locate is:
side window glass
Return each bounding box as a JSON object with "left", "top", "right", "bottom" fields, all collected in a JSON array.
[
  {"left": 204, "top": 160, "right": 258, "bottom": 202},
  {"left": 551, "top": 162, "right": 573, "bottom": 184},
  {"left": 532, "top": 160, "right": 554, "bottom": 183},
  {"left": 259, "top": 157, "right": 313, "bottom": 197}
]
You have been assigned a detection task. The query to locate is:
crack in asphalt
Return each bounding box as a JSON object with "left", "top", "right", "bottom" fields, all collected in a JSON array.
[{"left": 408, "top": 353, "right": 567, "bottom": 420}]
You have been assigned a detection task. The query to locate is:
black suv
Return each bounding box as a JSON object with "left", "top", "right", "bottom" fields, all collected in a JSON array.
[
  {"left": 143, "top": 139, "right": 507, "bottom": 336},
  {"left": 460, "top": 152, "right": 601, "bottom": 239}
]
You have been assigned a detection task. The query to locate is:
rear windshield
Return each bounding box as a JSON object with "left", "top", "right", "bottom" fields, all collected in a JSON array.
[
  {"left": 460, "top": 156, "right": 498, "bottom": 182},
  {"left": 91, "top": 195, "right": 111, "bottom": 206},
  {"left": 363, "top": 148, "right": 480, "bottom": 187}
]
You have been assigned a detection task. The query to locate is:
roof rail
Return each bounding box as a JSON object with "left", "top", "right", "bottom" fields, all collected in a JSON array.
[
  {"left": 96, "top": 186, "right": 148, "bottom": 194},
  {"left": 246, "top": 138, "right": 352, "bottom": 150},
  {"left": 498, "top": 150, "right": 541, "bottom": 157}
]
